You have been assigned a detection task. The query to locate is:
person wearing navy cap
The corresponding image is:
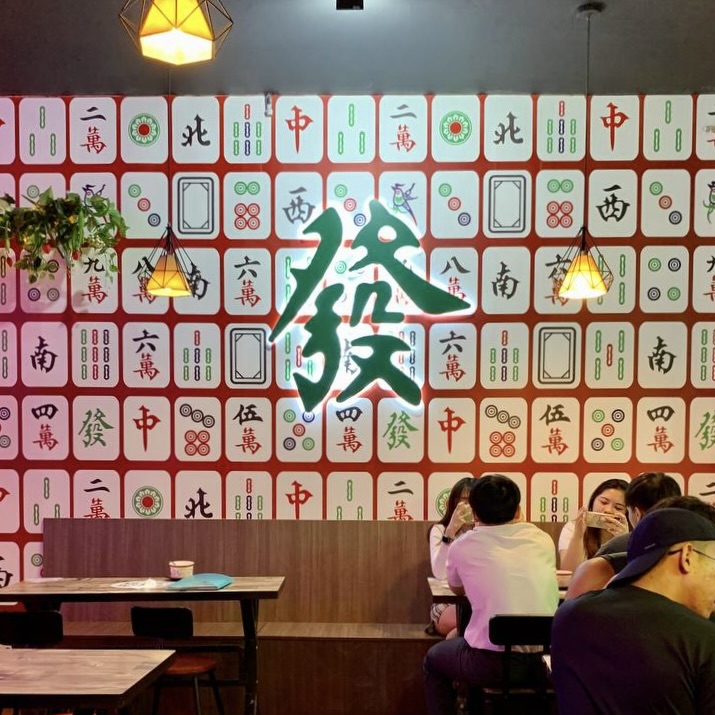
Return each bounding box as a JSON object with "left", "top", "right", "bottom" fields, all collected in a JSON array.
[{"left": 552, "top": 508, "right": 715, "bottom": 715}]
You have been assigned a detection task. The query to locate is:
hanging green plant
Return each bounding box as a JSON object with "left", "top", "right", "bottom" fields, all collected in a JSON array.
[{"left": 0, "top": 189, "right": 127, "bottom": 283}]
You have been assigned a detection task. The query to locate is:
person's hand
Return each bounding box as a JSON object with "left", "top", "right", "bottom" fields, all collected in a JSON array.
[
  {"left": 573, "top": 507, "right": 588, "bottom": 535},
  {"left": 445, "top": 502, "right": 474, "bottom": 540},
  {"left": 600, "top": 512, "right": 629, "bottom": 536}
]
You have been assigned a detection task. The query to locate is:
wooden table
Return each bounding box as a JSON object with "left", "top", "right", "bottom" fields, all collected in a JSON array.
[
  {"left": 428, "top": 578, "right": 568, "bottom": 604},
  {"left": 427, "top": 578, "right": 567, "bottom": 636},
  {"left": 0, "top": 648, "right": 174, "bottom": 711},
  {"left": 0, "top": 576, "right": 284, "bottom": 715}
]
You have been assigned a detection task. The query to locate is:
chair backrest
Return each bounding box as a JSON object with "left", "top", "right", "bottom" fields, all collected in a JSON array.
[
  {"left": 130, "top": 606, "right": 194, "bottom": 641},
  {"left": 489, "top": 614, "right": 553, "bottom": 650},
  {"left": 488, "top": 614, "right": 554, "bottom": 696},
  {"left": 0, "top": 610, "right": 64, "bottom": 647}
]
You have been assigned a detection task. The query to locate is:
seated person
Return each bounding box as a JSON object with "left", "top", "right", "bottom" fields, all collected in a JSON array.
[
  {"left": 423, "top": 474, "right": 558, "bottom": 715},
  {"left": 428, "top": 476, "right": 477, "bottom": 638},
  {"left": 596, "top": 470, "right": 681, "bottom": 557},
  {"left": 565, "top": 495, "right": 715, "bottom": 600},
  {"left": 559, "top": 478, "right": 629, "bottom": 571},
  {"left": 552, "top": 508, "right": 715, "bottom": 714}
]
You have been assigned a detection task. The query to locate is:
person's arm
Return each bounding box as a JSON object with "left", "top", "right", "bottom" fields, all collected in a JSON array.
[
  {"left": 430, "top": 503, "right": 474, "bottom": 579},
  {"left": 559, "top": 512, "right": 588, "bottom": 571},
  {"left": 563, "top": 556, "right": 616, "bottom": 600},
  {"left": 429, "top": 524, "right": 449, "bottom": 579}
]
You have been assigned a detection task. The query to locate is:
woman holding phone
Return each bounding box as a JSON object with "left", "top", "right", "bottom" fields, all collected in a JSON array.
[
  {"left": 427, "top": 477, "right": 477, "bottom": 638},
  {"left": 559, "top": 478, "right": 629, "bottom": 571}
]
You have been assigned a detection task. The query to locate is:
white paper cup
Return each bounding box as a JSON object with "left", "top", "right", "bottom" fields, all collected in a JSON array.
[
  {"left": 556, "top": 570, "right": 572, "bottom": 589},
  {"left": 169, "top": 560, "right": 194, "bottom": 580}
]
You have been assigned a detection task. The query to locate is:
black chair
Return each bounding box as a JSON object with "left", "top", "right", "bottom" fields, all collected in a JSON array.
[
  {"left": 130, "top": 606, "right": 225, "bottom": 715},
  {"left": 0, "top": 610, "right": 64, "bottom": 648},
  {"left": 473, "top": 614, "right": 555, "bottom": 715},
  {"left": 0, "top": 611, "right": 65, "bottom": 715}
]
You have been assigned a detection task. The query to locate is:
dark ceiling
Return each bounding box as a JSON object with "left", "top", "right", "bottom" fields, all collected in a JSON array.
[{"left": 2, "top": 0, "right": 713, "bottom": 97}]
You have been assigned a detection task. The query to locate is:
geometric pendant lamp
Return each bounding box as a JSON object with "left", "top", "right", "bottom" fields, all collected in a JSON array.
[
  {"left": 558, "top": 226, "right": 613, "bottom": 300},
  {"left": 140, "top": 225, "right": 194, "bottom": 297},
  {"left": 119, "top": 0, "right": 233, "bottom": 66},
  {"left": 557, "top": 2, "right": 612, "bottom": 301}
]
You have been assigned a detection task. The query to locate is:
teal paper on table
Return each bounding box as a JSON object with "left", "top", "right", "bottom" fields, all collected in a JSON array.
[{"left": 167, "top": 573, "right": 233, "bottom": 591}]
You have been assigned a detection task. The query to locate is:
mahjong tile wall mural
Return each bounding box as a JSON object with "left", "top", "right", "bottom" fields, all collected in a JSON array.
[{"left": 0, "top": 93, "right": 714, "bottom": 583}]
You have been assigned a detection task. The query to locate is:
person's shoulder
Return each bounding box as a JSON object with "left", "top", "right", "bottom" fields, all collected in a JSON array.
[{"left": 596, "top": 532, "right": 629, "bottom": 556}]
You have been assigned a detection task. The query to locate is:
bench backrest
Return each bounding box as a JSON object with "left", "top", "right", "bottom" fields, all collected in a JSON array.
[{"left": 43, "top": 518, "right": 564, "bottom": 624}]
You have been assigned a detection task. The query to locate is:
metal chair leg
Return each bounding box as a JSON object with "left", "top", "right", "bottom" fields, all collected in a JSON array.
[
  {"left": 208, "top": 670, "right": 226, "bottom": 715},
  {"left": 192, "top": 676, "right": 203, "bottom": 715}
]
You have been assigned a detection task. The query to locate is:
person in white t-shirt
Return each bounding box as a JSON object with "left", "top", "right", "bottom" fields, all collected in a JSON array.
[
  {"left": 558, "top": 478, "right": 629, "bottom": 572},
  {"left": 428, "top": 477, "right": 477, "bottom": 638},
  {"left": 423, "top": 474, "right": 559, "bottom": 715}
]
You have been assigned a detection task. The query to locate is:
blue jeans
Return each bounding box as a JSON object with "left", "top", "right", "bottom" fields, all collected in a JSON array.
[{"left": 423, "top": 637, "right": 541, "bottom": 715}]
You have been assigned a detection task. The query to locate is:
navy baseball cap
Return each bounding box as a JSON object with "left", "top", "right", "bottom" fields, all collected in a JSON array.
[{"left": 609, "top": 508, "right": 715, "bottom": 587}]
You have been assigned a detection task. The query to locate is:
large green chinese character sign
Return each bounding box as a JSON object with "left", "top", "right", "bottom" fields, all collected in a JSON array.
[{"left": 270, "top": 200, "right": 471, "bottom": 411}]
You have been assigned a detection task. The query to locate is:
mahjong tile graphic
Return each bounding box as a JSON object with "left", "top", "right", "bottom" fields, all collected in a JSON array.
[
  {"left": 589, "top": 96, "right": 639, "bottom": 161},
  {"left": 431, "top": 95, "right": 480, "bottom": 163},
  {"left": 225, "top": 397, "right": 272, "bottom": 463},
  {"left": 536, "top": 96, "right": 586, "bottom": 162},
  {"left": 689, "top": 397, "right": 715, "bottom": 464},
  {"left": 174, "top": 398, "right": 222, "bottom": 462},
  {"left": 69, "top": 98, "right": 117, "bottom": 165},
  {"left": 637, "top": 322, "right": 687, "bottom": 389},
  {"left": 327, "top": 96, "right": 376, "bottom": 163},
  {"left": 122, "top": 322, "right": 169, "bottom": 389},
  {"left": 276, "top": 471, "right": 323, "bottom": 519},
  {"left": 175, "top": 471, "right": 222, "bottom": 518},
  {"left": 326, "top": 472, "right": 373, "bottom": 520},
  {"left": 479, "top": 398, "right": 527, "bottom": 464},
  {"left": 19, "top": 98, "right": 67, "bottom": 165},
  {"left": 325, "top": 398, "right": 373, "bottom": 463},
  {"left": 124, "top": 470, "right": 172, "bottom": 519},
  {"left": 639, "top": 246, "right": 689, "bottom": 314},
  {"left": 226, "top": 470, "right": 272, "bottom": 519},
  {"left": 635, "top": 397, "right": 686, "bottom": 465},
  {"left": 23, "top": 469, "right": 70, "bottom": 532},
  {"left": 171, "top": 96, "right": 220, "bottom": 164},
  {"left": 530, "top": 398, "right": 580, "bottom": 464},
  {"left": 530, "top": 472, "right": 577, "bottom": 524},
  {"left": 379, "top": 95, "right": 427, "bottom": 164},
  {"left": 584, "top": 322, "right": 635, "bottom": 389},
  {"left": 483, "top": 95, "right": 533, "bottom": 163},
  {"left": 377, "top": 471, "right": 423, "bottom": 521},
  {"left": 643, "top": 95, "right": 693, "bottom": 161},
  {"left": 691, "top": 322, "right": 715, "bottom": 389},
  {"left": 586, "top": 170, "right": 637, "bottom": 238},
  {"left": 73, "top": 470, "right": 120, "bottom": 519},
  {"left": 640, "top": 169, "right": 690, "bottom": 238},
  {"left": 22, "top": 395, "right": 69, "bottom": 461},
  {"left": 430, "top": 171, "right": 478, "bottom": 239},
  {"left": 275, "top": 96, "right": 324, "bottom": 164},
  {"left": 224, "top": 96, "right": 273, "bottom": 164},
  {"left": 582, "top": 398, "right": 633, "bottom": 463},
  {"left": 428, "top": 398, "right": 476, "bottom": 463}
]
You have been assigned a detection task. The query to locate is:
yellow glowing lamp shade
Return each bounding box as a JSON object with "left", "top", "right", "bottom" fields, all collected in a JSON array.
[
  {"left": 120, "top": 0, "right": 233, "bottom": 66},
  {"left": 146, "top": 252, "right": 192, "bottom": 297},
  {"left": 140, "top": 0, "right": 212, "bottom": 64},
  {"left": 558, "top": 251, "right": 609, "bottom": 300}
]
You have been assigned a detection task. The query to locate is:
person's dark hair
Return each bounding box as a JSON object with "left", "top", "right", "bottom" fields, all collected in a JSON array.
[
  {"left": 437, "top": 477, "right": 478, "bottom": 528},
  {"left": 653, "top": 495, "right": 715, "bottom": 524},
  {"left": 469, "top": 474, "right": 520, "bottom": 525},
  {"left": 625, "top": 472, "right": 681, "bottom": 511},
  {"left": 583, "top": 478, "right": 629, "bottom": 559}
]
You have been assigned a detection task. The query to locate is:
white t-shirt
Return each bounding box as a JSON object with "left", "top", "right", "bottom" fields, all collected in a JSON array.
[
  {"left": 446, "top": 521, "right": 559, "bottom": 650},
  {"left": 558, "top": 520, "right": 576, "bottom": 553}
]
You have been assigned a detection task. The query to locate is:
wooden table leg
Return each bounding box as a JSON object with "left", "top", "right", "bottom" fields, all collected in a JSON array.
[{"left": 240, "top": 599, "right": 259, "bottom": 715}]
